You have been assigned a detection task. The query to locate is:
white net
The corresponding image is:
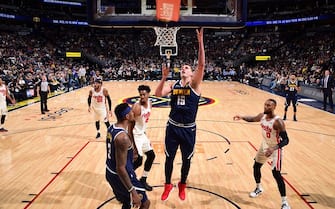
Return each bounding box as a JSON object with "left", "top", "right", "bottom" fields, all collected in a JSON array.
[{"left": 153, "top": 26, "right": 180, "bottom": 47}]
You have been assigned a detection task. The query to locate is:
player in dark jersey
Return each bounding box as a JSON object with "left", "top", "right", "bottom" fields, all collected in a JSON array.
[
  {"left": 105, "top": 103, "right": 150, "bottom": 209},
  {"left": 283, "top": 73, "right": 300, "bottom": 121},
  {"left": 155, "top": 28, "right": 205, "bottom": 201}
]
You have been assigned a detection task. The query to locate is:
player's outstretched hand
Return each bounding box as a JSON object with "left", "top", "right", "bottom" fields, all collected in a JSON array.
[
  {"left": 161, "top": 63, "right": 170, "bottom": 78},
  {"left": 196, "top": 27, "right": 204, "bottom": 42}
]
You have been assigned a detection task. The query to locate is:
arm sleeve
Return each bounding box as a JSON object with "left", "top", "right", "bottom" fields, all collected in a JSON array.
[
  {"left": 278, "top": 131, "right": 289, "bottom": 148},
  {"left": 106, "top": 95, "right": 112, "bottom": 111},
  {"left": 88, "top": 95, "right": 92, "bottom": 107}
]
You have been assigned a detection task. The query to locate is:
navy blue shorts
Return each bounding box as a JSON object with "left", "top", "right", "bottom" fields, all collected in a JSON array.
[
  {"left": 164, "top": 122, "right": 196, "bottom": 159},
  {"left": 106, "top": 169, "right": 148, "bottom": 207},
  {"left": 285, "top": 95, "right": 298, "bottom": 106}
]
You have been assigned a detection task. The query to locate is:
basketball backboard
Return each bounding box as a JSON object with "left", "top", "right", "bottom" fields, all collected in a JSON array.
[{"left": 87, "top": 0, "right": 247, "bottom": 28}]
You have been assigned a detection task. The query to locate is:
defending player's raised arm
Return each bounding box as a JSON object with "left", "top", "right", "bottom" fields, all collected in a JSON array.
[
  {"left": 155, "top": 63, "right": 172, "bottom": 97},
  {"left": 191, "top": 27, "right": 205, "bottom": 90},
  {"left": 233, "top": 113, "right": 264, "bottom": 122}
]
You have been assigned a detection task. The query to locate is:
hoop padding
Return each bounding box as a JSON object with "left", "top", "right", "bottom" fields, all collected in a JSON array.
[{"left": 153, "top": 27, "right": 180, "bottom": 47}]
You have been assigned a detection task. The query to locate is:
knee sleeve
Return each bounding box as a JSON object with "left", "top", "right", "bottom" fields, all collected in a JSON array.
[
  {"left": 95, "top": 121, "right": 100, "bottom": 130},
  {"left": 253, "top": 161, "right": 263, "bottom": 183},
  {"left": 144, "top": 150, "right": 155, "bottom": 172},
  {"left": 272, "top": 169, "right": 286, "bottom": 196},
  {"left": 105, "top": 121, "right": 110, "bottom": 128},
  {"left": 1, "top": 115, "right": 6, "bottom": 124},
  {"left": 133, "top": 155, "right": 143, "bottom": 170},
  {"left": 272, "top": 169, "right": 282, "bottom": 180}
]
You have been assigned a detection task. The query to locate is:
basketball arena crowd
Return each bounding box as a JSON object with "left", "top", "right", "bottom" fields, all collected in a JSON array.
[{"left": 0, "top": 22, "right": 334, "bottom": 102}]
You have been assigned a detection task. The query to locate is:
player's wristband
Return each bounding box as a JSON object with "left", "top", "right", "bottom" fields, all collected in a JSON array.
[{"left": 128, "top": 186, "right": 135, "bottom": 193}]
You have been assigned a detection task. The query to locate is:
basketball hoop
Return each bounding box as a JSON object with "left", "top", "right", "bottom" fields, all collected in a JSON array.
[
  {"left": 153, "top": 26, "right": 179, "bottom": 69},
  {"left": 154, "top": 26, "right": 179, "bottom": 47},
  {"left": 153, "top": 26, "right": 180, "bottom": 57}
]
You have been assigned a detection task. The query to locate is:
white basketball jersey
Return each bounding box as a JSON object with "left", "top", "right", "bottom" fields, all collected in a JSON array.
[
  {"left": 0, "top": 84, "right": 7, "bottom": 104},
  {"left": 260, "top": 115, "right": 280, "bottom": 151},
  {"left": 92, "top": 87, "right": 106, "bottom": 110},
  {"left": 133, "top": 101, "right": 151, "bottom": 135}
]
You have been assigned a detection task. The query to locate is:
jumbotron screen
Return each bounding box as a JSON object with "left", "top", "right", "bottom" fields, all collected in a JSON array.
[{"left": 88, "top": 0, "right": 246, "bottom": 27}]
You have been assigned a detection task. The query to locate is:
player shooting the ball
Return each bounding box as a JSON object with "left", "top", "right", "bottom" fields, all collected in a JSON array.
[{"left": 155, "top": 27, "right": 205, "bottom": 201}]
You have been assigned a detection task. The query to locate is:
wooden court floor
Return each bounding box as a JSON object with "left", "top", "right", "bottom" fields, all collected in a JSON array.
[{"left": 0, "top": 81, "right": 334, "bottom": 209}]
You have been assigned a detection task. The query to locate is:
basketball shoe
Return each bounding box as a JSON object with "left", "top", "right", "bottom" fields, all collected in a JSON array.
[
  {"left": 161, "top": 183, "right": 173, "bottom": 201},
  {"left": 281, "top": 201, "right": 291, "bottom": 209},
  {"left": 140, "top": 177, "right": 153, "bottom": 191},
  {"left": 178, "top": 182, "right": 187, "bottom": 200},
  {"left": 293, "top": 115, "right": 297, "bottom": 121},
  {"left": 249, "top": 187, "right": 263, "bottom": 198},
  {"left": 96, "top": 132, "right": 101, "bottom": 139},
  {"left": 0, "top": 128, "right": 8, "bottom": 132}
]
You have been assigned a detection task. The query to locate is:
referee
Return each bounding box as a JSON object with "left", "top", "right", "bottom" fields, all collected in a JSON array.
[{"left": 37, "top": 75, "right": 51, "bottom": 114}]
